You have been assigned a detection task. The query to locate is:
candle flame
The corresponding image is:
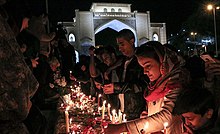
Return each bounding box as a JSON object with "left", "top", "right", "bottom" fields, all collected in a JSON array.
[
  {"left": 164, "top": 122, "right": 168, "bottom": 128},
  {"left": 103, "top": 100, "right": 106, "bottom": 105},
  {"left": 66, "top": 106, "right": 70, "bottom": 111},
  {"left": 144, "top": 122, "right": 149, "bottom": 130}
]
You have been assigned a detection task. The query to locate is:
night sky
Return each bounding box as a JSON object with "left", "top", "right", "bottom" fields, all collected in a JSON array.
[{"left": 4, "top": 0, "right": 207, "bottom": 35}]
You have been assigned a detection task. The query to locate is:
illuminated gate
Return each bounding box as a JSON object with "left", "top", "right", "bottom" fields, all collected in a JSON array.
[{"left": 59, "top": 3, "right": 167, "bottom": 55}]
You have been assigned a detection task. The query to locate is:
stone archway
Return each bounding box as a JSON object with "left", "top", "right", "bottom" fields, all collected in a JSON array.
[{"left": 95, "top": 19, "right": 138, "bottom": 47}]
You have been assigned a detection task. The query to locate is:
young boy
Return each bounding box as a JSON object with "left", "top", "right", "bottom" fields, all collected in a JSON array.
[{"left": 173, "top": 86, "right": 220, "bottom": 134}]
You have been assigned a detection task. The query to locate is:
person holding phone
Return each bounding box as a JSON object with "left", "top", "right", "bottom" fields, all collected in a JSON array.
[{"left": 202, "top": 55, "right": 220, "bottom": 107}]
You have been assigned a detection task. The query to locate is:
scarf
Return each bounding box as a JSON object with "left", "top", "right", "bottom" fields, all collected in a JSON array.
[{"left": 145, "top": 45, "right": 186, "bottom": 102}]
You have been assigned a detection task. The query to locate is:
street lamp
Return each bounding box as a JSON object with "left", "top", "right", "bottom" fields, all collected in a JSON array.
[
  {"left": 190, "top": 32, "right": 197, "bottom": 41},
  {"left": 207, "top": 4, "right": 219, "bottom": 57}
]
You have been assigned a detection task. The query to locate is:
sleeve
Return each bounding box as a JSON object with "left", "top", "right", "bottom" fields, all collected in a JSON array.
[
  {"left": 0, "top": 30, "right": 38, "bottom": 121},
  {"left": 114, "top": 64, "right": 149, "bottom": 94},
  {"left": 126, "top": 87, "right": 180, "bottom": 133}
]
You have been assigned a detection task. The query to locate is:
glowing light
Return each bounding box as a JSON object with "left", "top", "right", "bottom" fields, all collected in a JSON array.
[
  {"left": 207, "top": 4, "right": 213, "bottom": 10},
  {"left": 164, "top": 122, "right": 168, "bottom": 128},
  {"left": 144, "top": 122, "right": 149, "bottom": 130}
]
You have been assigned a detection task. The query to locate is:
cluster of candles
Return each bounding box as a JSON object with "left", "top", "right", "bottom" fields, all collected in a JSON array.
[
  {"left": 97, "top": 94, "right": 127, "bottom": 123},
  {"left": 62, "top": 85, "right": 128, "bottom": 133},
  {"left": 61, "top": 83, "right": 97, "bottom": 133},
  {"left": 62, "top": 81, "right": 171, "bottom": 134}
]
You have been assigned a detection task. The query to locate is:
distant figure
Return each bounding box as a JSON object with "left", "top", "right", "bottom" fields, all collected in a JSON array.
[{"left": 57, "top": 37, "right": 76, "bottom": 82}]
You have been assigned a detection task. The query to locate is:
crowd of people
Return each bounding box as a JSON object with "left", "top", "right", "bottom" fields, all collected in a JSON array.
[{"left": 1, "top": 0, "right": 220, "bottom": 134}]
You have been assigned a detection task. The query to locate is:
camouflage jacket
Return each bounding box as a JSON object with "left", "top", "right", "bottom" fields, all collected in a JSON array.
[{"left": 0, "top": 11, "right": 39, "bottom": 133}]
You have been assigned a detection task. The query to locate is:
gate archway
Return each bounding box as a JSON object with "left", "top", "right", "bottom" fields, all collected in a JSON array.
[{"left": 95, "top": 19, "right": 138, "bottom": 47}]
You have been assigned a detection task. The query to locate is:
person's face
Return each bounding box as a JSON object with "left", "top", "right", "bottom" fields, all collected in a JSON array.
[
  {"left": 137, "top": 56, "right": 161, "bottom": 82},
  {"left": 117, "top": 37, "right": 134, "bottom": 57},
  {"left": 101, "top": 53, "right": 114, "bottom": 66},
  {"left": 94, "top": 81, "right": 102, "bottom": 90},
  {"left": 50, "top": 63, "right": 60, "bottom": 72},
  {"left": 20, "top": 44, "right": 27, "bottom": 53},
  {"left": 182, "top": 112, "right": 210, "bottom": 130}
]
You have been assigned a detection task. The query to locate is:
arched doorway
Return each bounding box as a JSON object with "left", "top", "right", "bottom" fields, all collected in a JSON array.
[{"left": 95, "top": 19, "right": 138, "bottom": 47}]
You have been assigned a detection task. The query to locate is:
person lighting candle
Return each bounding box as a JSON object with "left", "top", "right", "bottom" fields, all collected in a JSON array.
[{"left": 104, "top": 41, "right": 190, "bottom": 134}]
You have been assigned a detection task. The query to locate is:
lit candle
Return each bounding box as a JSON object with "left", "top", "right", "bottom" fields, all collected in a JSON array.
[
  {"left": 98, "top": 106, "right": 102, "bottom": 115},
  {"left": 163, "top": 122, "right": 168, "bottom": 134},
  {"left": 69, "top": 118, "right": 72, "bottom": 125},
  {"left": 80, "top": 94, "right": 85, "bottom": 102},
  {"left": 118, "top": 110, "right": 122, "bottom": 123},
  {"left": 107, "top": 103, "right": 111, "bottom": 117},
  {"left": 144, "top": 122, "right": 149, "bottom": 130},
  {"left": 65, "top": 106, "right": 70, "bottom": 134},
  {"left": 122, "top": 114, "right": 127, "bottom": 122},
  {"left": 112, "top": 109, "right": 116, "bottom": 124},
  {"left": 69, "top": 71, "right": 72, "bottom": 74},
  {"left": 102, "top": 100, "right": 106, "bottom": 120},
  {"left": 97, "top": 94, "right": 101, "bottom": 107}
]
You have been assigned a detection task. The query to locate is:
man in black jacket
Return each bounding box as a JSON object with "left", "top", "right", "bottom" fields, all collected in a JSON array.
[{"left": 103, "top": 29, "right": 149, "bottom": 120}]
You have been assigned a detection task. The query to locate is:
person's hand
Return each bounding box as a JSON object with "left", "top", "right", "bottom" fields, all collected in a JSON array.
[
  {"left": 31, "top": 57, "right": 39, "bottom": 68},
  {"left": 89, "top": 46, "right": 95, "bottom": 55},
  {"left": 81, "top": 65, "right": 86, "bottom": 71},
  {"left": 182, "top": 124, "right": 194, "bottom": 134},
  {"left": 70, "top": 74, "right": 76, "bottom": 81},
  {"left": 49, "top": 83, "right": 54, "bottom": 88},
  {"left": 103, "top": 83, "right": 114, "bottom": 94},
  {"left": 205, "top": 59, "right": 220, "bottom": 81}
]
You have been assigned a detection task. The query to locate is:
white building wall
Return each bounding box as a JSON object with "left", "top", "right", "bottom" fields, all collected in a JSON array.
[
  {"left": 150, "top": 23, "right": 167, "bottom": 44},
  {"left": 135, "top": 11, "right": 151, "bottom": 46},
  {"left": 77, "top": 11, "right": 95, "bottom": 43},
  {"left": 160, "top": 23, "right": 167, "bottom": 44},
  {"left": 75, "top": 10, "right": 95, "bottom": 55},
  {"left": 90, "top": 3, "right": 131, "bottom": 12}
]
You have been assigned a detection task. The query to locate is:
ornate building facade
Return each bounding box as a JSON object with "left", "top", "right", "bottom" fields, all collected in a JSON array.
[{"left": 59, "top": 3, "right": 167, "bottom": 55}]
